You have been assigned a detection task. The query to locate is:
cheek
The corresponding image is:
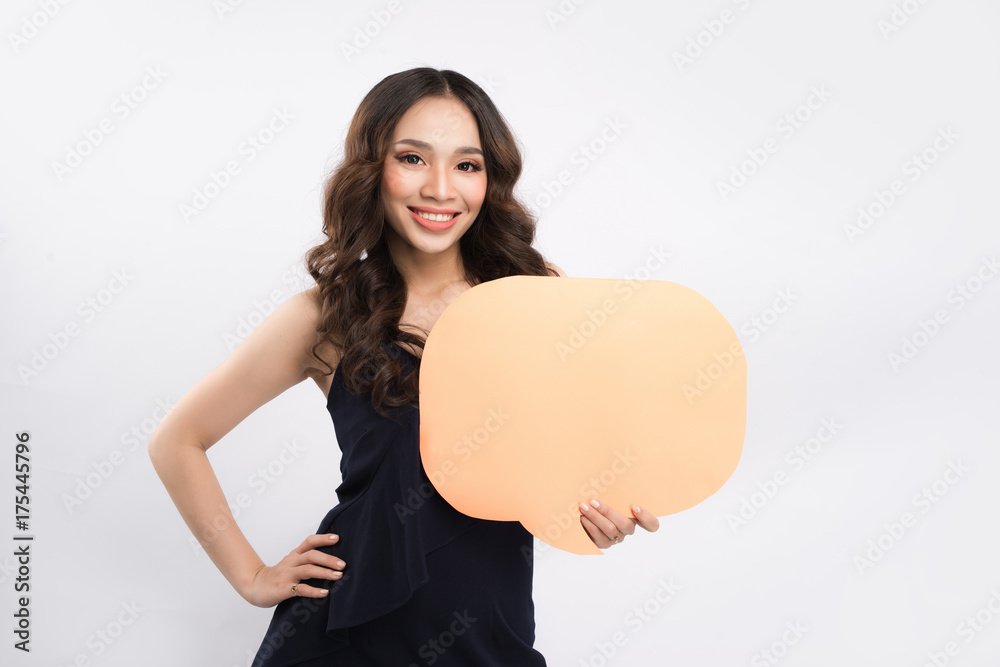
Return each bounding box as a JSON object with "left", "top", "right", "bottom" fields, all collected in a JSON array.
[
  {"left": 381, "top": 168, "right": 410, "bottom": 202},
  {"left": 465, "top": 177, "right": 487, "bottom": 208}
]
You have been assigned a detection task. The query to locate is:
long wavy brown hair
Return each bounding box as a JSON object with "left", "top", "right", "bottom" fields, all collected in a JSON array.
[{"left": 306, "top": 67, "right": 557, "bottom": 418}]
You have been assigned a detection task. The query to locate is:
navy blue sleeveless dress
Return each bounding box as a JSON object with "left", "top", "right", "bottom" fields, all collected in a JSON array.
[{"left": 251, "top": 342, "right": 547, "bottom": 666}]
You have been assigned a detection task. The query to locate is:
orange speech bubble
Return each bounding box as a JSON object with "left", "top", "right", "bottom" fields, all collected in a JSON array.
[{"left": 418, "top": 276, "right": 747, "bottom": 555}]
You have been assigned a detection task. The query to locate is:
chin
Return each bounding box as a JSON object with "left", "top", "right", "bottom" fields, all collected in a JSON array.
[
  {"left": 410, "top": 234, "right": 459, "bottom": 254},
  {"left": 408, "top": 222, "right": 472, "bottom": 249}
]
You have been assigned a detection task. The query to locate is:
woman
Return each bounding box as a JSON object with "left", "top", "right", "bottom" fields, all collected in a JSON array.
[{"left": 148, "top": 67, "right": 659, "bottom": 666}]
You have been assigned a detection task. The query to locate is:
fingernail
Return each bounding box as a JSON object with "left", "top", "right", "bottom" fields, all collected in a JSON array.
[
  {"left": 590, "top": 499, "right": 600, "bottom": 509},
  {"left": 330, "top": 534, "right": 338, "bottom": 540},
  {"left": 321, "top": 589, "right": 329, "bottom": 595},
  {"left": 633, "top": 504, "right": 641, "bottom": 514},
  {"left": 579, "top": 502, "right": 590, "bottom": 512}
]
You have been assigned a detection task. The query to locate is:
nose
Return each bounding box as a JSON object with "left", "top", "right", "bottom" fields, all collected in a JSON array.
[{"left": 420, "top": 163, "right": 456, "bottom": 201}]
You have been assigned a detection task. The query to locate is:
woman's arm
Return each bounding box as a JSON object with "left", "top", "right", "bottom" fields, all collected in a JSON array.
[{"left": 147, "top": 287, "right": 343, "bottom": 607}]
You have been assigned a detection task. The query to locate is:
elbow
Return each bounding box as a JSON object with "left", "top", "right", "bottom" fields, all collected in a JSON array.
[
  {"left": 146, "top": 427, "right": 168, "bottom": 469},
  {"left": 147, "top": 425, "right": 207, "bottom": 470},
  {"left": 146, "top": 424, "right": 185, "bottom": 470}
]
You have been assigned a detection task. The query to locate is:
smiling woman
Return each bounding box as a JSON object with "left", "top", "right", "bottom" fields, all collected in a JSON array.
[
  {"left": 304, "top": 69, "right": 564, "bottom": 406},
  {"left": 148, "top": 67, "right": 572, "bottom": 667},
  {"left": 381, "top": 97, "right": 487, "bottom": 253}
]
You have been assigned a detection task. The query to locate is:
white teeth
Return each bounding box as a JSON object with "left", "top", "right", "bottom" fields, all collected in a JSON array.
[{"left": 412, "top": 210, "right": 455, "bottom": 222}]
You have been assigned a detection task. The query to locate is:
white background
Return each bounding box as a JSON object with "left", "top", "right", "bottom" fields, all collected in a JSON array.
[{"left": 2, "top": 0, "right": 999, "bottom": 665}]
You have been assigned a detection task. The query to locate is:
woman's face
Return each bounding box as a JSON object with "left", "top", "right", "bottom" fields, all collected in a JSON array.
[{"left": 380, "top": 96, "right": 486, "bottom": 259}]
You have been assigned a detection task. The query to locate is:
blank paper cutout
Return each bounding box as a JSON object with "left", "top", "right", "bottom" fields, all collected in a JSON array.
[{"left": 418, "top": 276, "right": 747, "bottom": 555}]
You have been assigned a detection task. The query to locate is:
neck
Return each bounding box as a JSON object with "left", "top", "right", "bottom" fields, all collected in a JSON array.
[{"left": 385, "top": 234, "right": 467, "bottom": 296}]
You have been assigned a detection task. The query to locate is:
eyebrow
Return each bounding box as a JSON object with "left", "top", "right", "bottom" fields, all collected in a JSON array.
[{"left": 394, "top": 139, "right": 483, "bottom": 157}]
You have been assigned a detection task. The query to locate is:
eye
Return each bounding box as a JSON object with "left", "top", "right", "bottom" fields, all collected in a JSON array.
[
  {"left": 395, "top": 154, "right": 483, "bottom": 172},
  {"left": 396, "top": 153, "right": 423, "bottom": 165}
]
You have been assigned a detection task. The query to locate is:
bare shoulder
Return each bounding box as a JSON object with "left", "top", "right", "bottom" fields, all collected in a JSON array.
[
  {"left": 544, "top": 260, "right": 568, "bottom": 277},
  {"left": 298, "top": 285, "right": 340, "bottom": 377}
]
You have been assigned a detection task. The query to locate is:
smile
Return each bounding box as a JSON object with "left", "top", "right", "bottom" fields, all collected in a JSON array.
[
  {"left": 408, "top": 207, "right": 459, "bottom": 222},
  {"left": 407, "top": 207, "right": 460, "bottom": 232}
]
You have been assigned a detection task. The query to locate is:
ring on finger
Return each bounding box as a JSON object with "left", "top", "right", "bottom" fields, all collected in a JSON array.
[{"left": 291, "top": 584, "right": 298, "bottom": 596}]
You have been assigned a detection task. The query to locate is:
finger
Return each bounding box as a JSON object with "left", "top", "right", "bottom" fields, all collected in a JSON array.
[
  {"left": 579, "top": 514, "right": 614, "bottom": 549},
  {"left": 296, "top": 533, "right": 340, "bottom": 554},
  {"left": 629, "top": 504, "right": 660, "bottom": 533},
  {"left": 595, "top": 500, "right": 637, "bottom": 535},
  {"left": 301, "top": 550, "right": 347, "bottom": 572},
  {"left": 578, "top": 500, "right": 620, "bottom": 540},
  {"left": 584, "top": 499, "right": 635, "bottom": 537},
  {"left": 297, "top": 563, "right": 345, "bottom": 582},
  {"left": 289, "top": 582, "right": 330, "bottom": 599}
]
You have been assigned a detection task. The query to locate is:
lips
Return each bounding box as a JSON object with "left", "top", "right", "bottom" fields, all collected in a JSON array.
[
  {"left": 407, "top": 206, "right": 460, "bottom": 232},
  {"left": 408, "top": 206, "right": 459, "bottom": 221}
]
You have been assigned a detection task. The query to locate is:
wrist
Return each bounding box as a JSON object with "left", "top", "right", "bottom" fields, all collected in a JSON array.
[{"left": 233, "top": 560, "right": 267, "bottom": 602}]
